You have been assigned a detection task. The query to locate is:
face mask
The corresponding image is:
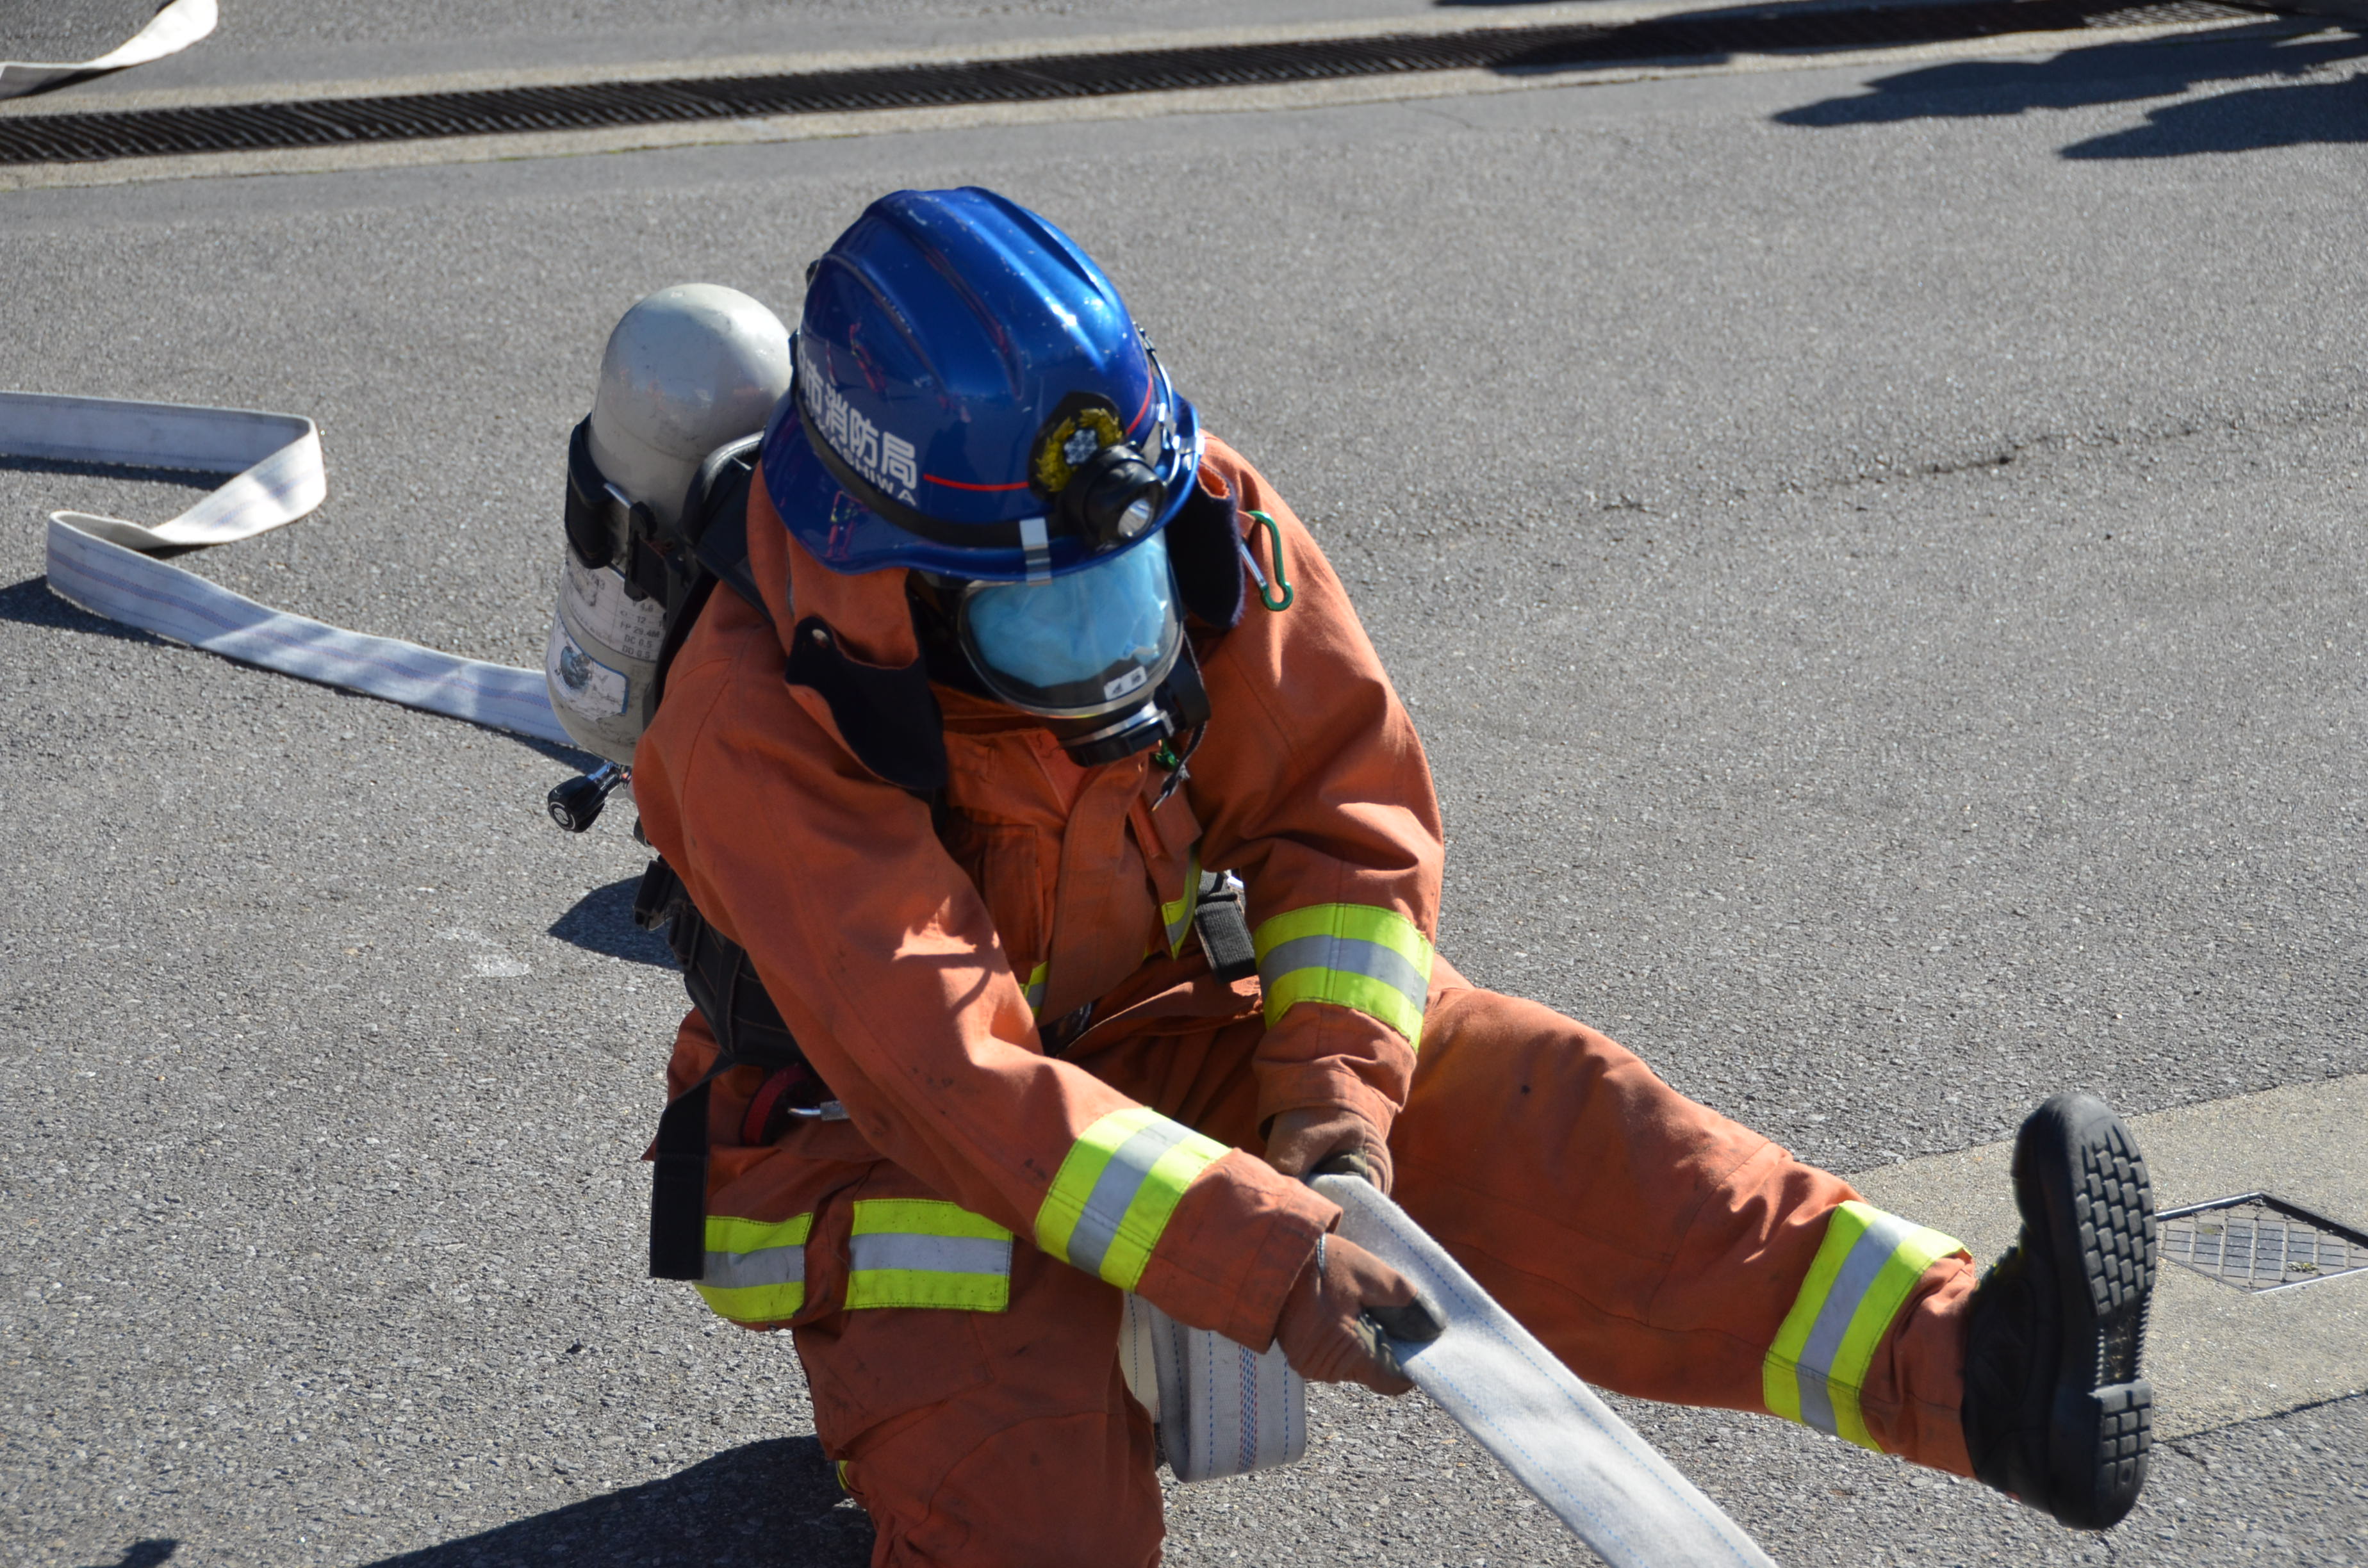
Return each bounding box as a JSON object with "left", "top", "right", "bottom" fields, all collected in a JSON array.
[{"left": 957, "top": 532, "right": 1183, "bottom": 719}]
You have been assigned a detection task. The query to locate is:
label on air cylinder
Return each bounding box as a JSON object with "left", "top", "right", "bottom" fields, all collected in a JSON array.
[
  {"left": 563, "top": 551, "right": 667, "bottom": 662},
  {"left": 545, "top": 619, "right": 629, "bottom": 719}
]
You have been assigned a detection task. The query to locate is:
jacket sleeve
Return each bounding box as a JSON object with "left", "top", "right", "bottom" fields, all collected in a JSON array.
[
  {"left": 1186, "top": 440, "right": 1447, "bottom": 1142},
  {"left": 632, "top": 585, "right": 1337, "bottom": 1352}
]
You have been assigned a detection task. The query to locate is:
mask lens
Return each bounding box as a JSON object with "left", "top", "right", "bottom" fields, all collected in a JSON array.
[{"left": 959, "top": 534, "right": 1182, "bottom": 717}]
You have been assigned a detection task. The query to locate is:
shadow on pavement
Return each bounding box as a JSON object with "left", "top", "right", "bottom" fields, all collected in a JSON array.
[
  {"left": 76, "top": 1542, "right": 177, "bottom": 1568},
  {"left": 499, "top": 727, "right": 607, "bottom": 771},
  {"left": 363, "top": 1436, "right": 873, "bottom": 1568},
  {"left": 2060, "top": 58, "right": 2368, "bottom": 152},
  {"left": 1774, "top": 23, "right": 2368, "bottom": 147},
  {"left": 548, "top": 874, "right": 677, "bottom": 968},
  {"left": 0, "top": 573, "right": 162, "bottom": 644},
  {"left": 0, "top": 454, "right": 222, "bottom": 486}
]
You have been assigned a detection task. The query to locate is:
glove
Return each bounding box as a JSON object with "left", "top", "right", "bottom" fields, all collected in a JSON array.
[
  {"left": 1274, "top": 1232, "right": 1420, "bottom": 1396},
  {"left": 1264, "top": 1106, "right": 1394, "bottom": 1195}
]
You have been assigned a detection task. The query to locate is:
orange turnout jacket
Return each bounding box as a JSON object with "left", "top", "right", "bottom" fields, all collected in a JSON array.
[{"left": 632, "top": 437, "right": 1443, "bottom": 1353}]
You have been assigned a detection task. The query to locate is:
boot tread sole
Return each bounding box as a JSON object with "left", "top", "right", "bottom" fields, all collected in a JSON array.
[{"left": 2054, "top": 1099, "right": 2159, "bottom": 1528}]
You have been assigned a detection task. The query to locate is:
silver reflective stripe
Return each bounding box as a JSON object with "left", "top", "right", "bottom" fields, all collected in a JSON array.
[
  {"left": 703, "top": 1244, "right": 805, "bottom": 1291},
  {"left": 1067, "top": 1118, "right": 1196, "bottom": 1280},
  {"left": 1793, "top": 1209, "right": 1920, "bottom": 1437},
  {"left": 1259, "top": 933, "right": 1429, "bottom": 1011},
  {"left": 849, "top": 1232, "right": 1013, "bottom": 1276}
]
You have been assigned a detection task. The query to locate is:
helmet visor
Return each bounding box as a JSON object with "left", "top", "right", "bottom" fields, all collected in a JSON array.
[{"left": 957, "top": 533, "right": 1183, "bottom": 718}]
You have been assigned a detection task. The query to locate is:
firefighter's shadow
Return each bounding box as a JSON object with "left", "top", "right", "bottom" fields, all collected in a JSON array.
[
  {"left": 548, "top": 874, "right": 676, "bottom": 968},
  {"left": 363, "top": 1435, "right": 872, "bottom": 1567},
  {"left": 76, "top": 1540, "right": 177, "bottom": 1568},
  {"left": 1775, "top": 24, "right": 2368, "bottom": 155}
]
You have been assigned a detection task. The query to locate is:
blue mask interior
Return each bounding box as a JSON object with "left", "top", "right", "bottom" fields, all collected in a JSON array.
[{"left": 958, "top": 532, "right": 1182, "bottom": 716}]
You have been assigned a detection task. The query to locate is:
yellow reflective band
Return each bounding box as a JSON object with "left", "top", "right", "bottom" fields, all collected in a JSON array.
[
  {"left": 695, "top": 1211, "right": 814, "bottom": 1325},
  {"left": 835, "top": 1458, "right": 852, "bottom": 1494},
  {"left": 1762, "top": 1200, "right": 1963, "bottom": 1451},
  {"left": 1023, "top": 960, "right": 1049, "bottom": 1018},
  {"left": 1253, "top": 903, "right": 1435, "bottom": 1050},
  {"left": 846, "top": 1198, "right": 1014, "bottom": 1312},
  {"left": 852, "top": 1198, "right": 1012, "bottom": 1241},
  {"left": 1034, "top": 1106, "right": 1228, "bottom": 1292},
  {"left": 1160, "top": 841, "right": 1204, "bottom": 958}
]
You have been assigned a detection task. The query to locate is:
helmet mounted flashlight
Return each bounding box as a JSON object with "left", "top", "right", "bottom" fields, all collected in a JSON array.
[
  {"left": 1063, "top": 443, "right": 1163, "bottom": 552},
  {"left": 1031, "top": 392, "right": 1164, "bottom": 556}
]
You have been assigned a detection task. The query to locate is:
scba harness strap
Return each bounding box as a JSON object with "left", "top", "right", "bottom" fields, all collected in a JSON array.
[{"left": 634, "top": 856, "right": 836, "bottom": 1280}]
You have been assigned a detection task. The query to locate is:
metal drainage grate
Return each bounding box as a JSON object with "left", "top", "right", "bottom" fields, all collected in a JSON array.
[
  {"left": 2158, "top": 1193, "right": 2368, "bottom": 1293},
  {"left": 0, "top": 0, "right": 2262, "bottom": 166}
]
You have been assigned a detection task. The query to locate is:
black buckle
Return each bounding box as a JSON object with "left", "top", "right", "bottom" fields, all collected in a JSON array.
[{"left": 1193, "top": 870, "right": 1258, "bottom": 983}]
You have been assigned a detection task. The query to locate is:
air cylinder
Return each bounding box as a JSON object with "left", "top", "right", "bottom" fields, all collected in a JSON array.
[{"left": 545, "top": 283, "right": 792, "bottom": 764}]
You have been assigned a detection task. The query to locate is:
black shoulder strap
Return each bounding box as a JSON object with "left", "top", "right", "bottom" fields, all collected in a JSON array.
[
  {"left": 681, "top": 436, "right": 770, "bottom": 617},
  {"left": 652, "top": 436, "right": 946, "bottom": 797},
  {"left": 648, "top": 437, "right": 768, "bottom": 717},
  {"left": 784, "top": 616, "right": 949, "bottom": 796}
]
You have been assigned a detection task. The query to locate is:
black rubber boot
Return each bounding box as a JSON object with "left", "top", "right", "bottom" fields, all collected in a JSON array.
[{"left": 1961, "top": 1092, "right": 2158, "bottom": 1530}]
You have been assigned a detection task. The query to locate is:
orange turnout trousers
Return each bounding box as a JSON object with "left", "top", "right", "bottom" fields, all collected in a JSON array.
[{"left": 634, "top": 438, "right": 1981, "bottom": 1567}]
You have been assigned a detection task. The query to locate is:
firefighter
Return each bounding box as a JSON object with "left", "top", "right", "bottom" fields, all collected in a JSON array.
[{"left": 624, "top": 186, "right": 2158, "bottom": 1565}]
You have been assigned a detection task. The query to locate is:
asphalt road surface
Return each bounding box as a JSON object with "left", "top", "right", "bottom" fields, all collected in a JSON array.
[
  {"left": 4, "top": 8, "right": 2368, "bottom": 1567},
  {"left": 3, "top": 0, "right": 1549, "bottom": 99}
]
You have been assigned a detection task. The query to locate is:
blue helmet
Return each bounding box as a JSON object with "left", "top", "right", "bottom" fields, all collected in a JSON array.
[{"left": 761, "top": 186, "right": 1203, "bottom": 584}]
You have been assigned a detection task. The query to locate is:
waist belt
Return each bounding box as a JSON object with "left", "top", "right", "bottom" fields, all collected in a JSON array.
[{"left": 633, "top": 856, "right": 832, "bottom": 1282}]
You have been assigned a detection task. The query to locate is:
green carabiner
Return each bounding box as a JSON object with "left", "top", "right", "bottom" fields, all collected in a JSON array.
[{"left": 1244, "top": 509, "right": 1295, "bottom": 612}]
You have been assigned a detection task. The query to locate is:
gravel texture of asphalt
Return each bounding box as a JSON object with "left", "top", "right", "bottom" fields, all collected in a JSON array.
[
  {"left": 0, "top": 0, "right": 1550, "bottom": 102},
  {"left": 3, "top": 21, "right": 2367, "bottom": 1568},
  {"left": 0, "top": 1, "right": 165, "bottom": 65}
]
